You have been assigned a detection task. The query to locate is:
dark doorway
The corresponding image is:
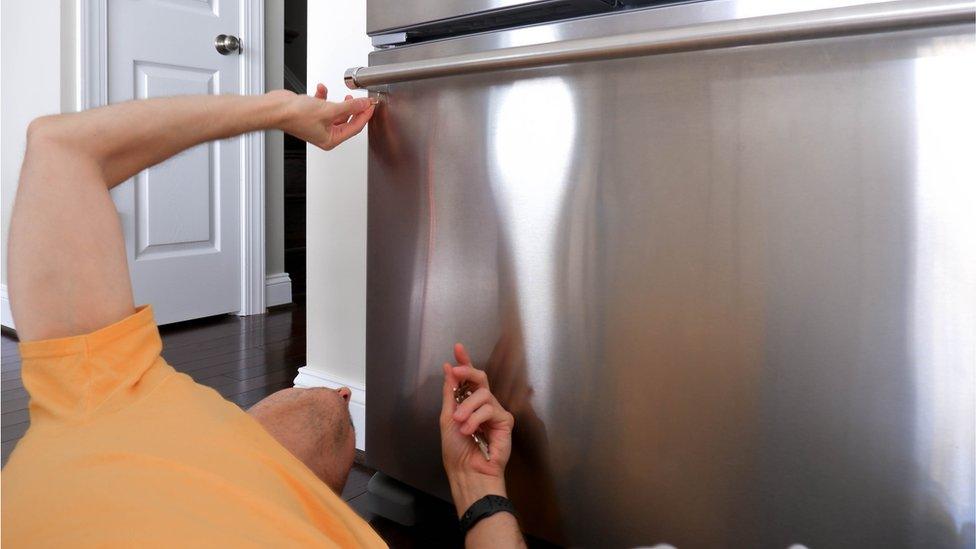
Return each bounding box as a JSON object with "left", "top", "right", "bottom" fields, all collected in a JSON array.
[{"left": 283, "top": 0, "right": 307, "bottom": 301}]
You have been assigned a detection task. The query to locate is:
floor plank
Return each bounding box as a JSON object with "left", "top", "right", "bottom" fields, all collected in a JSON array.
[
  {"left": 171, "top": 347, "right": 273, "bottom": 375},
  {"left": 2, "top": 368, "right": 24, "bottom": 382},
  {"left": 2, "top": 359, "right": 23, "bottom": 373},
  {"left": 181, "top": 359, "right": 255, "bottom": 382},
  {"left": 231, "top": 380, "right": 294, "bottom": 409},
  {"left": 1, "top": 377, "right": 25, "bottom": 392},
  {"left": 1, "top": 394, "right": 30, "bottom": 414},
  {"left": 1, "top": 441, "right": 17, "bottom": 464},
  {"left": 2, "top": 408, "right": 30, "bottom": 427},
  {"left": 223, "top": 350, "right": 306, "bottom": 381},
  {"left": 2, "top": 386, "right": 28, "bottom": 402},
  {"left": 2, "top": 421, "right": 30, "bottom": 443},
  {"left": 205, "top": 368, "right": 298, "bottom": 399},
  {"left": 162, "top": 337, "right": 268, "bottom": 367}
]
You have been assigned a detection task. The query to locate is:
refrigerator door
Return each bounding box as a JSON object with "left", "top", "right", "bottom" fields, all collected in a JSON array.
[{"left": 365, "top": 1, "right": 976, "bottom": 546}]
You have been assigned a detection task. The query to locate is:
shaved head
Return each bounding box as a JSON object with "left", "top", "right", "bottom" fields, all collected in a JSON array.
[{"left": 248, "top": 387, "right": 356, "bottom": 493}]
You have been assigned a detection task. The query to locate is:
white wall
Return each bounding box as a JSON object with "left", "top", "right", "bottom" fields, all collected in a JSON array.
[
  {"left": 1, "top": 1, "right": 69, "bottom": 327},
  {"left": 265, "top": 0, "right": 286, "bottom": 282},
  {"left": 59, "top": 0, "right": 77, "bottom": 114},
  {"left": 298, "top": 0, "right": 371, "bottom": 447}
]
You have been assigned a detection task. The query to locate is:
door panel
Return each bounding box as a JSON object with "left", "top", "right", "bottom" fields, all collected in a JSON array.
[
  {"left": 109, "top": 0, "right": 241, "bottom": 324},
  {"left": 134, "top": 63, "right": 218, "bottom": 258},
  {"left": 152, "top": 0, "right": 218, "bottom": 16}
]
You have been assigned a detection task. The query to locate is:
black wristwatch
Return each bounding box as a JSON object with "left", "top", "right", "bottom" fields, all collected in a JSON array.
[{"left": 458, "top": 495, "right": 518, "bottom": 536}]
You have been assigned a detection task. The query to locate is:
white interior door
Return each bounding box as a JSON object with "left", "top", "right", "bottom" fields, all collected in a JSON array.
[{"left": 108, "top": 0, "right": 243, "bottom": 325}]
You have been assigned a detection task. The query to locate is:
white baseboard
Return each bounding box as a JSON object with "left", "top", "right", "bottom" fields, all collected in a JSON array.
[
  {"left": 294, "top": 366, "right": 366, "bottom": 451},
  {"left": 1, "top": 284, "right": 14, "bottom": 330},
  {"left": 265, "top": 272, "right": 292, "bottom": 307}
]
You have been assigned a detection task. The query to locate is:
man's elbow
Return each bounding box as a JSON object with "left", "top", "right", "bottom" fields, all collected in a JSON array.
[{"left": 26, "top": 115, "right": 64, "bottom": 148}]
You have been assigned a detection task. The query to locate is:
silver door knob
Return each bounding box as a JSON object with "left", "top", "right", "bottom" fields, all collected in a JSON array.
[{"left": 214, "top": 34, "right": 242, "bottom": 55}]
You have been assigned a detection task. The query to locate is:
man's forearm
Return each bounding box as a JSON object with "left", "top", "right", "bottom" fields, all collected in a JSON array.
[
  {"left": 31, "top": 93, "right": 288, "bottom": 187},
  {"left": 465, "top": 513, "right": 524, "bottom": 548}
]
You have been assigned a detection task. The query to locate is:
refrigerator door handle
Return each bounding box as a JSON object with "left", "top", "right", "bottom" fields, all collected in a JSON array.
[{"left": 344, "top": 0, "right": 974, "bottom": 90}]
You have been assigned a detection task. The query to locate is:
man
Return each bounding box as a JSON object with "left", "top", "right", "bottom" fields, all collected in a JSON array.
[{"left": 2, "top": 85, "right": 524, "bottom": 548}]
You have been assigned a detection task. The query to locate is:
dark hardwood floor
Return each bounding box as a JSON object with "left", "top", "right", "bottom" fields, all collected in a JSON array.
[{"left": 0, "top": 301, "right": 513, "bottom": 547}]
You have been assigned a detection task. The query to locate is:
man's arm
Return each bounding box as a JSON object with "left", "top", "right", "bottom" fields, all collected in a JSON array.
[
  {"left": 441, "top": 344, "right": 526, "bottom": 548},
  {"left": 8, "top": 86, "right": 374, "bottom": 341}
]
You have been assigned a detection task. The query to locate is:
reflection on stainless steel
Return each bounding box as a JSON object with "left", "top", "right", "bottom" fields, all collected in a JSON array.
[
  {"left": 345, "top": 0, "right": 975, "bottom": 89},
  {"left": 911, "top": 37, "right": 976, "bottom": 536},
  {"left": 488, "top": 75, "right": 576, "bottom": 408},
  {"left": 364, "top": 1, "right": 976, "bottom": 546}
]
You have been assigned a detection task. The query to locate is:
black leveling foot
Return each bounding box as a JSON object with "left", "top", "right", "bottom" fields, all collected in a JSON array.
[{"left": 366, "top": 472, "right": 439, "bottom": 526}]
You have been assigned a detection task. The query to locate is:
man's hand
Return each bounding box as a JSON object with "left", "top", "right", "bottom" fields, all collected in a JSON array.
[
  {"left": 441, "top": 343, "right": 514, "bottom": 508},
  {"left": 441, "top": 344, "right": 524, "bottom": 548},
  {"left": 273, "top": 84, "right": 376, "bottom": 151}
]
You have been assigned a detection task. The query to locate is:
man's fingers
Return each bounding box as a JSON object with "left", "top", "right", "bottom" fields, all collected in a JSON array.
[
  {"left": 451, "top": 364, "right": 489, "bottom": 390},
  {"left": 334, "top": 95, "right": 356, "bottom": 125},
  {"left": 330, "top": 106, "right": 374, "bottom": 145},
  {"left": 328, "top": 96, "right": 373, "bottom": 119},
  {"left": 315, "top": 83, "right": 327, "bottom": 100},
  {"left": 454, "top": 342, "right": 472, "bottom": 366},
  {"left": 453, "top": 387, "right": 492, "bottom": 422},
  {"left": 323, "top": 96, "right": 376, "bottom": 144},
  {"left": 461, "top": 404, "right": 495, "bottom": 435}
]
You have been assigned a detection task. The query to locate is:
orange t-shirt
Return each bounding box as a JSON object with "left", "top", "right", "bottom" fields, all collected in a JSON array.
[{"left": 1, "top": 306, "right": 386, "bottom": 548}]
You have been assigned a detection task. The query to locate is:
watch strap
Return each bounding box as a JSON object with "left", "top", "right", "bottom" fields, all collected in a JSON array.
[{"left": 458, "top": 495, "right": 517, "bottom": 535}]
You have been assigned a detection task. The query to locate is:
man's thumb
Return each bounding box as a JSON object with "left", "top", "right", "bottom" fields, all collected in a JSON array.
[{"left": 332, "top": 97, "right": 373, "bottom": 117}]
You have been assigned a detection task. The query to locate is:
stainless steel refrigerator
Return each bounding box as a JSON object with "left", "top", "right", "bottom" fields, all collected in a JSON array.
[{"left": 347, "top": 1, "right": 976, "bottom": 546}]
